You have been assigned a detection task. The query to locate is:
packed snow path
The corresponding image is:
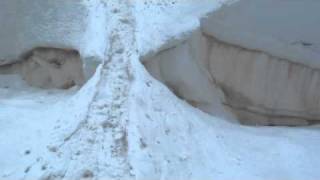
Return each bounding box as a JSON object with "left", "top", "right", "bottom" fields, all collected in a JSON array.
[{"left": 18, "top": 0, "right": 138, "bottom": 179}]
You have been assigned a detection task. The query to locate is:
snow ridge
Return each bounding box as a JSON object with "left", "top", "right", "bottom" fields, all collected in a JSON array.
[{"left": 24, "top": 0, "right": 139, "bottom": 179}]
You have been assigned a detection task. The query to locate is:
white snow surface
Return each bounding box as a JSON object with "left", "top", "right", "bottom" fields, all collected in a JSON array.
[
  {"left": 134, "top": 0, "right": 233, "bottom": 57},
  {"left": 202, "top": 0, "right": 320, "bottom": 69},
  {"left": 0, "top": 0, "right": 108, "bottom": 64},
  {"left": 1, "top": 0, "right": 320, "bottom": 180}
]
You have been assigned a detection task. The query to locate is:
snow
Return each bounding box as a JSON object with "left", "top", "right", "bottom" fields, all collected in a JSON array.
[
  {"left": 0, "top": 74, "right": 78, "bottom": 178},
  {"left": 82, "top": 0, "right": 109, "bottom": 59},
  {"left": 129, "top": 62, "right": 320, "bottom": 179},
  {"left": 134, "top": 0, "right": 232, "bottom": 57},
  {"left": 1, "top": 0, "right": 320, "bottom": 180},
  {"left": 202, "top": 0, "right": 320, "bottom": 69},
  {"left": 0, "top": 0, "right": 109, "bottom": 64}
]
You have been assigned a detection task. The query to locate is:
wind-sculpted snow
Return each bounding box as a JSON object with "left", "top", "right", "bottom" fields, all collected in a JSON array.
[
  {"left": 202, "top": 0, "right": 320, "bottom": 69},
  {"left": 0, "top": 0, "right": 108, "bottom": 65}
]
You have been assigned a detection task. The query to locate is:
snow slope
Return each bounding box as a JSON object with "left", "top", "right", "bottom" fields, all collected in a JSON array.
[
  {"left": 135, "top": 0, "right": 233, "bottom": 57},
  {"left": 130, "top": 56, "right": 320, "bottom": 180},
  {"left": 1, "top": 0, "right": 320, "bottom": 180}
]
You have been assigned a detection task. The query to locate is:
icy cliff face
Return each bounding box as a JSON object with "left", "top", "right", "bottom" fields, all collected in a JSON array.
[
  {"left": 204, "top": 0, "right": 320, "bottom": 125},
  {"left": 143, "top": 0, "right": 320, "bottom": 126},
  {"left": 205, "top": 36, "right": 320, "bottom": 126},
  {"left": 143, "top": 30, "right": 236, "bottom": 121},
  {"left": 145, "top": 23, "right": 320, "bottom": 126}
]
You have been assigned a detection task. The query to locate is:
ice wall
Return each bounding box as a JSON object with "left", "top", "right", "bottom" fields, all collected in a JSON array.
[
  {"left": 205, "top": 36, "right": 320, "bottom": 126},
  {"left": 144, "top": 0, "right": 320, "bottom": 126},
  {"left": 144, "top": 30, "right": 320, "bottom": 126},
  {"left": 143, "top": 30, "right": 236, "bottom": 122}
]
